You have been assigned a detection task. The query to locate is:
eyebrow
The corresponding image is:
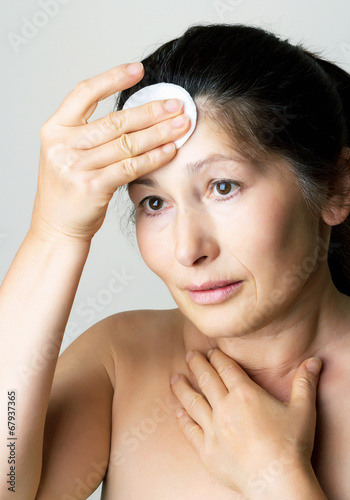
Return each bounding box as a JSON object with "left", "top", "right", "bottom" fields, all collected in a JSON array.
[{"left": 127, "top": 153, "right": 242, "bottom": 189}]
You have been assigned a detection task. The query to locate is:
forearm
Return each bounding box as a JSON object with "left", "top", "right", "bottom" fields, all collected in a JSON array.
[{"left": 0, "top": 229, "right": 90, "bottom": 498}]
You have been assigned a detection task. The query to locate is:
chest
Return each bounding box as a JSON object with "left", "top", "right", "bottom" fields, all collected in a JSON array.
[
  {"left": 102, "top": 357, "right": 350, "bottom": 500},
  {"left": 101, "top": 360, "right": 244, "bottom": 499}
]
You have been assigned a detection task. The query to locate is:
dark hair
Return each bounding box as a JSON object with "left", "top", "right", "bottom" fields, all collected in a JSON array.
[{"left": 115, "top": 23, "right": 350, "bottom": 296}]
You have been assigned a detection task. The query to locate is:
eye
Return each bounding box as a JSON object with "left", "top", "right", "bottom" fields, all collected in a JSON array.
[
  {"left": 144, "top": 197, "right": 164, "bottom": 211},
  {"left": 211, "top": 179, "right": 240, "bottom": 199},
  {"left": 214, "top": 181, "right": 233, "bottom": 195},
  {"left": 138, "top": 196, "right": 167, "bottom": 217}
]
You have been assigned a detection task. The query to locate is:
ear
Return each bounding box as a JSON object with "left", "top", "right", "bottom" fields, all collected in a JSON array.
[{"left": 322, "top": 147, "right": 350, "bottom": 226}]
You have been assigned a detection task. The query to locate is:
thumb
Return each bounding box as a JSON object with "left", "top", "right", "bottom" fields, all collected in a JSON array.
[{"left": 290, "top": 357, "right": 322, "bottom": 410}]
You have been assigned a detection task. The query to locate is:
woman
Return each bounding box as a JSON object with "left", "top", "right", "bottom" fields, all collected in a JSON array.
[{"left": 1, "top": 23, "right": 349, "bottom": 499}]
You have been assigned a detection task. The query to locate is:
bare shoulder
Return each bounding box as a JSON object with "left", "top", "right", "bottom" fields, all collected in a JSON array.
[
  {"left": 313, "top": 319, "right": 350, "bottom": 498},
  {"left": 322, "top": 312, "right": 350, "bottom": 391},
  {"left": 97, "top": 308, "right": 181, "bottom": 344},
  {"left": 92, "top": 308, "right": 182, "bottom": 382}
]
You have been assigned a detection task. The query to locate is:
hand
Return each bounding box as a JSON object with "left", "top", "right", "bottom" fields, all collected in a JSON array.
[
  {"left": 30, "top": 63, "right": 190, "bottom": 243},
  {"left": 170, "top": 348, "right": 323, "bottom": 498}
]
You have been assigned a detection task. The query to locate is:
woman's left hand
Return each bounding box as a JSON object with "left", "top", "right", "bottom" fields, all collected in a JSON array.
[{"left": 170, "top": 348, "right": 323, "bottom": 498}]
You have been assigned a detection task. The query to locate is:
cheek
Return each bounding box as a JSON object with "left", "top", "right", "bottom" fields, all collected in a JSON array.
[
  {"left": 220, "top": 188, "right": 317, "bottom": 287},
  {"left": 136, "top": 222, "right": 173, "bottom": 280}
]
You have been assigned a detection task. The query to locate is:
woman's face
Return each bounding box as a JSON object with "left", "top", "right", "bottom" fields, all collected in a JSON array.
[{"left": 128, "top": 115, "right": 325, "bottom": 338}]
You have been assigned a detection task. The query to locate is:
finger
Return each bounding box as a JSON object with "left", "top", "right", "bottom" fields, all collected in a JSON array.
[
  {"left": 74, "top": 114, "right": 190, "bottom": 170},
  {"left": 289, "top": 357, "right": 322, "bottom": 415},
  {"left": 208, "top": 348, "right": 250, "bottom": 392},
  {"left": 176, "top": 408, "right": 205, "bottom": 455},
  {"left": 170, "top": 374, "right": 212, "bottom": 432},
  {"left": 69, "top": 98, "right": 185, "bottom": 149},
  {"left": 53, "top": 63, "right": 144, "bottom": 126},
  {"left": 95, "top": 141, "right": 177, "bottom": 192},
  {"left": 186, "top": 351, "right": 228, "bottom": 408}
]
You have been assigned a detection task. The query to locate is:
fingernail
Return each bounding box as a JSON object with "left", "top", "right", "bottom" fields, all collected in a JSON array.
[
  {"left": 126, "top": 62, "right": 143, "bottom": 75},
  {"left": 186, "top": 350, "right": 194, "bottom": 363},
  {"left": 176, "top": 408, "right": 185, "bottom": 418},
  {"left": 170, "top": 374, "right": 180, "bottom": 385},
  {"left": 172, "top": 114, "right": 189, "bottom": 128},
  {"left": 207, "top": 348, "right": 214, "bottom": 358},
  {"left": 164, "top": 98, "right": 183, "bottom": 113},
  {"left": 306, "top": 357, "right": 322, "bottom": 375},
  {"left": 162, "top": 143, "right": 175, "bottom": 154}
]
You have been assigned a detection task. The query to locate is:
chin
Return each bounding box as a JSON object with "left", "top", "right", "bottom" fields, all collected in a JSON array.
[{"left": 177, "top": 303, "right": 254, "bottom": 338}]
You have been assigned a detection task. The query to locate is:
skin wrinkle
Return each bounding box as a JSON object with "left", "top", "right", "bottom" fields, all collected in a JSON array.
[
  {"left": 231, "top": 252, "right": 258, "bottom": 327},
  {"left": 128, "top": 154, "right": 244, "bottom": 189}
]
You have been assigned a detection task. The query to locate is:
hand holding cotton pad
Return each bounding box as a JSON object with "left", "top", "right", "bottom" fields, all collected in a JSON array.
[{"left": 122, "top": 82, "right": 197, "bottom": 148}]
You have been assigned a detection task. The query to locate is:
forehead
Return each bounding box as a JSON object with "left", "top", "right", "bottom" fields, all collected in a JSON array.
[
  {"left": 128, "top": 116, "right": 251, "bottom": 190},
  {"left": 163, "top": 114, "right": 234, "bottom": 166}
]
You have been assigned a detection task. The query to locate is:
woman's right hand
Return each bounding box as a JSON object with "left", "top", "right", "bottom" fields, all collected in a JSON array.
[{"left": 30, "top": 62, "right": 190, "bottom": 243}]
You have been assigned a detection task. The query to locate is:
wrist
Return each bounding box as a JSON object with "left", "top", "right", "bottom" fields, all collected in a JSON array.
[
  {"left": 23, "top": 228, "right": 91, "bottom": 273},
  {"left": 29, "top": 205, "right": 97, "bottom": 246},
  {"left": 27, "top": 223, "right": 93, "bottom": 249},
  {"left": 245, "top": 457, "right": 326, "bottom": 500}
]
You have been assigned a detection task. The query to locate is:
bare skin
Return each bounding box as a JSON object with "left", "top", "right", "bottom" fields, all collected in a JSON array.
[
  {"left": 39, "top": 111, "right": 350, "bottom": 498},
  {"left": 59, "top": 302, "right": 350, "bottom": 500},
  {"left": 0, "top": 63, "right": 191, "bottom": 500},
  {"left": 2, "top": 62, "right": 349, "bottom": 499},
  {"left": 100, "top": 112, "right": 350, "bottom": 498}
]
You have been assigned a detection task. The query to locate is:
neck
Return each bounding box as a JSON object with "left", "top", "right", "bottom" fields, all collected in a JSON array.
[{"left": 181, "top": 267, "right": 349, "bottom": 402}]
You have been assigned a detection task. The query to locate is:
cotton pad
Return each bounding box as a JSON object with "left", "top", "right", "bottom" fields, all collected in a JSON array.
[{"left": 122, "top": 82, "right": 197, "bottom": 148}]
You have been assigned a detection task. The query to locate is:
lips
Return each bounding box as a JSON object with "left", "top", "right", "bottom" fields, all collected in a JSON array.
[
  {"left": 185, "top": 280, "right": 243, "bottom": 305},
  {"left": 185, "top": 280, "right": 238, "bottom": 291}
]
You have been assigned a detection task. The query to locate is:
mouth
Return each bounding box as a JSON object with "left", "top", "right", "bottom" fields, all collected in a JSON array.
[
  {"left": 185, "top": 280, "right": 243, "bottom": 305},
  {"left": 186, "top": 280, "right": 240, "bottom": 291}
]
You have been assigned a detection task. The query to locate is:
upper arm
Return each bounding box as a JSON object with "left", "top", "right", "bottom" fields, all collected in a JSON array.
[{"left": 35, "top": 316, "right": 116, "bottom": 500}]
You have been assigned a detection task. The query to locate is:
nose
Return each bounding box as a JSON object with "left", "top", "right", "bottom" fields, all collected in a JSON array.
[{"left": 174, "top": 208, "right": 220, "bottom": 267}]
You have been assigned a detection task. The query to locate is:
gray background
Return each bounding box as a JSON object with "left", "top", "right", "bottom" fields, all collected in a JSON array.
[{"left": 2, "top": 1, "right": 350, "bottom": 498}]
